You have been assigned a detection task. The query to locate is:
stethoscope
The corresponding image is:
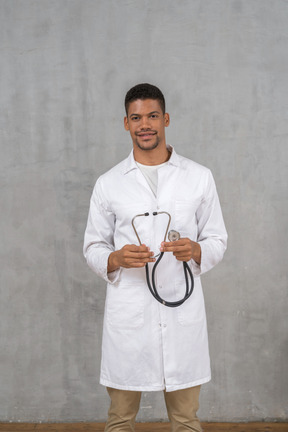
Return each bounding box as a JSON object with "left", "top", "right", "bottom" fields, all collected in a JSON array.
[{"left": 132, "top": 211, "right": 194, "bottom": 308}]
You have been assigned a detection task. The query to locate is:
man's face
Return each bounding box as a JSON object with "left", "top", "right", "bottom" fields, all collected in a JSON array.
[{"left": 124, "top": 99, "right": 170, "bottom": 152}]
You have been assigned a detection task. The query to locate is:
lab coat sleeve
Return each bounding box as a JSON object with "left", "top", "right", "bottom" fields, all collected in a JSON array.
[
  {"left": 83, "top": 180, "right": 120, "bottom": 284},
  {"left": 192, "top": 170, "right": 228, "bottom": 276}
]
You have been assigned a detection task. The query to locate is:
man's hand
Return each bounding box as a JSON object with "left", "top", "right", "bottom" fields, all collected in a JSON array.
[
  {"left": 160, "top": 238, "right": 201, "bottom": 265},
  {"left": 108, "top": 244, "right": 156, "bottom": 273}
]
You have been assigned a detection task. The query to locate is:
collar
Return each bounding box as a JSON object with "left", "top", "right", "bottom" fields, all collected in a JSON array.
[{"left": 122, "top": 145, "right": 180, "bottom": 175}]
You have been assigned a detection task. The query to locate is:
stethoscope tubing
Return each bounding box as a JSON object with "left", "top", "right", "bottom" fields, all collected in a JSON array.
[
  {"left": 132, "top": 211, "right": 194, "bottom": 308},
  {"left": 145, "top": 252, "right": 194, "bottom": 307}
]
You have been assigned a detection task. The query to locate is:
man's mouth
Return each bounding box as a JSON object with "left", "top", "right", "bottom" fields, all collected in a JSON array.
[{"left": 136, "top": 131, "right": 157, "bottom": 140}]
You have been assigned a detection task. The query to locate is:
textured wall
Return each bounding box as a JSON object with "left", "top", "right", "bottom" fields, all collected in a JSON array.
[{"left": 0, "top": 0, "right": 287, "bottom": 423}]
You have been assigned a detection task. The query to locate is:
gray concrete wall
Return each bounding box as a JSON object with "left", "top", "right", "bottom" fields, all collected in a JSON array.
[{"left": 0, "top": 0, "right": 287, "bottom": 423}]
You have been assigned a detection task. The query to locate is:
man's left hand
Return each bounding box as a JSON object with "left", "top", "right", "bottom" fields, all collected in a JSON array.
[{"left": 160, "top": 238, "right": 201, "bottom": 265}]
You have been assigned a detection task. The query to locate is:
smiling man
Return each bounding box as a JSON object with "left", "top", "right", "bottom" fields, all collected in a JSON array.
[
  {"left": 124, "top": 97, "right": 169, "bottom": 153},
  {"left": 83, "top": 83, "right": 227, "bottom": 432}
]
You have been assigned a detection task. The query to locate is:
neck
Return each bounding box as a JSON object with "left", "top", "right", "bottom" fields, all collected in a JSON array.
[{"left": 133, "top": 145, "right": 171, "bottom": 166}]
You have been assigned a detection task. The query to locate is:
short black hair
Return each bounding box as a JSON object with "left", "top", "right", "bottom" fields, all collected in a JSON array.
[{"left": 125, "top": 83, "right": 166, "bottom": 115}]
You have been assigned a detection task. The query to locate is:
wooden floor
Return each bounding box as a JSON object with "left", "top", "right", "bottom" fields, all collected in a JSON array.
[{"left": 0, "top": 423, "right": 286, "bottom": 432}]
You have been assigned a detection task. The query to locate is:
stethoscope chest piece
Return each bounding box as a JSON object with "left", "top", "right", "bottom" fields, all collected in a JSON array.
[{"left": 168, "top": 230, "right": 180, "bottom": 242}]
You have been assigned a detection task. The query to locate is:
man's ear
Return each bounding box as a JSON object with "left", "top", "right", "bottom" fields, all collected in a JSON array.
[
  {"left": 124, "top": 116, "right": 130, "bottom": 131},
  {"left": 164, "top": 113, "right": 170, "bottom": 127}
]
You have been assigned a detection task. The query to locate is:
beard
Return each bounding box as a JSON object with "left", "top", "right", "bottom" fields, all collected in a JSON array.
[{"left": 134, "top": 135, "right": 160, "bottom": 151}]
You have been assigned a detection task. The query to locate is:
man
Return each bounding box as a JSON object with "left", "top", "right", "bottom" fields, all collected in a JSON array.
[{"left": 83, "top": 83, "right": 227, "bottom": 431}]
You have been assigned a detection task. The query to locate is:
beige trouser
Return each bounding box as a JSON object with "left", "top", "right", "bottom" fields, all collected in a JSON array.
[{"left": 104, "top": 386, "right": 202, "bottom": 432}]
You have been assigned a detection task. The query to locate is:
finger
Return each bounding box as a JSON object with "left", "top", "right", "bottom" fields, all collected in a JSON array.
[
  {"left": 124, "top": 254, "right": 156, "bottom": 263},
  {"left": 128, "top": 257, "right": 156, "bottom": 263},
  {"left": 125, "top": 244, "right": 150, "bottom": 252},
  {"left": 125, "top": 251, "right": 155, "bottom": 259},
  {"left": 161, "top": 245, "right": 189, "bottom": 253},
  {"left": 173, "top": 251, "right": 191, "bottom": 257},
  {"left": 122, "top": 262, "right": 147, "bottom": 268},
  {"left": 162, "top": 239, "right": 187, "bottom": 247},
  {"left": 174, "top": 256, "right": 190, "bottom": 262},
  {"left": 124, "top": 258, "right": 156, "bottom": 268}
]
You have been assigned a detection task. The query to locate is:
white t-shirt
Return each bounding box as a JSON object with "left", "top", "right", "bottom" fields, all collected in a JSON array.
[{"left": 136, "top": 161, "right": 168, "bottom": 196}]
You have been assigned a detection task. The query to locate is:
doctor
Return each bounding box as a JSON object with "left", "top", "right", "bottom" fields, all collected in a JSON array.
[{"left": 83, "top": 83, "right": 227, "bottom": 432}]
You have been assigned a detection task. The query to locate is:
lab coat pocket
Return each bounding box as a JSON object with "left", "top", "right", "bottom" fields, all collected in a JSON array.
[
  {"left": 176, "top": 280, "right": 204, "bottom": 326},
  {"left": 175, "top": 200, "right": 200, "bottom": 238},
  {"left": 106, "top": 283, "right": 145, "bottom": 329}
]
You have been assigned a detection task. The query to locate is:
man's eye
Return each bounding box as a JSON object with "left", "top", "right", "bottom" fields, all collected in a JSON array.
[
  {"left": 151, "top": 114, "right": 158, "bottom": 118},
  {"left": 131, "top": 116, "right": 139, "bottom": 121}
]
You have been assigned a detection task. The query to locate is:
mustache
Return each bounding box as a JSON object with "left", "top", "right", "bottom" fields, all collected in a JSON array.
[{"left": 135, "top": 130, "right": 157, "bottom": 135}]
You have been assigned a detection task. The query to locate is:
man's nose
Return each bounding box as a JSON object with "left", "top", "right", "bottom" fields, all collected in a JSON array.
[{"left": 140, "top": 116, "right": 151, "bottom": 129}]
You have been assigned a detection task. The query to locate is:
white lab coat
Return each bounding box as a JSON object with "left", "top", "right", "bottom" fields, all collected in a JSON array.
[{"left": 83, "top": 146, "right": 227, "bottom": 392}]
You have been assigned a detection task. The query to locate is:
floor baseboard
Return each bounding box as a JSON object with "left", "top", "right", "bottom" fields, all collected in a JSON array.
[{"left": 0, "top": 422, "right": 287, "bottom": 432}]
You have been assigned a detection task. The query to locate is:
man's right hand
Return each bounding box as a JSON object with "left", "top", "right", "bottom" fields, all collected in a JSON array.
[{"left": 108, "top": 244, "right": 155, "bottom": 273}]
